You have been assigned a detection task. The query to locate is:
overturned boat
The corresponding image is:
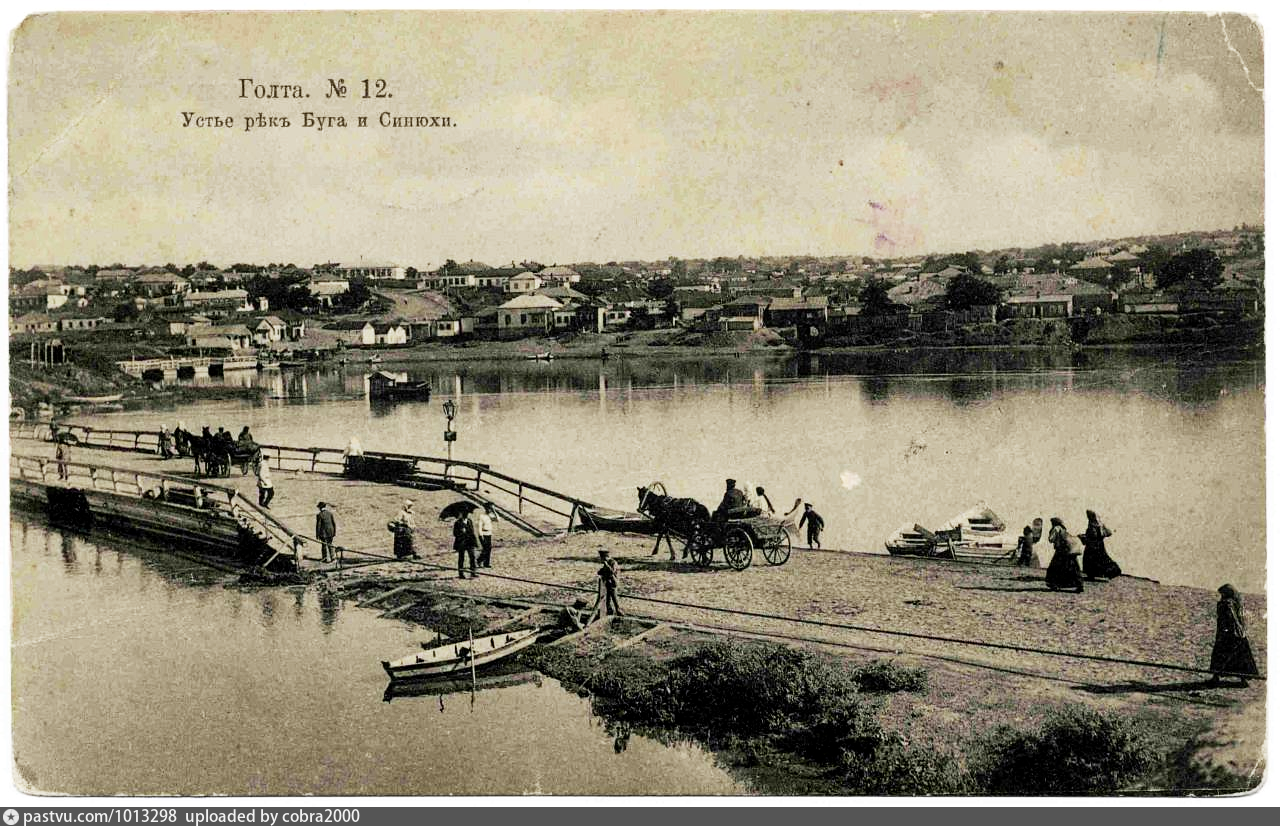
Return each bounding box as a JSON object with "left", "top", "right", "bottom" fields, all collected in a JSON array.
[{"left": 885, "top": 505, "right": 1023, "bottom": 565}]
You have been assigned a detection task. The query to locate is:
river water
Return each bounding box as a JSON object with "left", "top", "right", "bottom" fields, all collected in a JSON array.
[
  {"left": 9, "top": 519, "right": 741, "bottom": 796},
  {"left": 11, "top": 347, "right": 1264, "bottom": 796},
  {"left": 71, "top": 347, "right": 1266, "bottom": 593}
]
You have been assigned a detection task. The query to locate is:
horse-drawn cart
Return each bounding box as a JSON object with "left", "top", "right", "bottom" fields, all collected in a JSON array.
[
  {"left": 637, "top": 482, "right": 792, "bottom": 571},
  {"left": 685, "top": 515, "right": 792, "bottom": 570}
]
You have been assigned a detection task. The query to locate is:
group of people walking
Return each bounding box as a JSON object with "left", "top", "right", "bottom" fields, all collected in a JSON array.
[
  {"left": 1041, "top": 509, "right": 1124, "bottom": 593},
  {"left": 1029, "top": 508, "right": 1258, "bottom": 686},
  {"left": 390, "top": 500, "right": 497, "bottom": 579}
]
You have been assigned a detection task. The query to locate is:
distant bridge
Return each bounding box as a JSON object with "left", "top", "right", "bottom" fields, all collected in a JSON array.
[{"left": 115, "top": 355, "right": 258, "bottom": 378}]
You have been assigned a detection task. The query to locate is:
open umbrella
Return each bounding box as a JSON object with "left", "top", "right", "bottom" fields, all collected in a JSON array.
[{"left": 439, "top": 501, "right": 479, "bottom": 521}]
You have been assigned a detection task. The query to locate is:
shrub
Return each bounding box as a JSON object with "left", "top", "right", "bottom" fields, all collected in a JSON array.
[
  {"left": 841, "top": 739, "right": 972, "bottom": 796},
  {"left": 853, "top": 660, "right": 928, "bottom": 693},
  {"left": 971, "top": 705, "right": 1159, "bottom": 795}
]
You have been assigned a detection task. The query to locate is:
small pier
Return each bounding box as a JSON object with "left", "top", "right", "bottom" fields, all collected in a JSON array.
[{"left": 10, "top": 422, "right": 596, "bottom": 575}]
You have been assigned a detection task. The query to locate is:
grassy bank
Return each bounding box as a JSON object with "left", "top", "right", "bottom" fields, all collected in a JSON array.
[{"left": 521, "top": 635, "right": 1254, "bottom": 796}]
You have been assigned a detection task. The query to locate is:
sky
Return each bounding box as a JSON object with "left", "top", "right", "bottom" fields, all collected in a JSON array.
[{"left": 6, "top": 11, "right": 1265, "bottom": 269}]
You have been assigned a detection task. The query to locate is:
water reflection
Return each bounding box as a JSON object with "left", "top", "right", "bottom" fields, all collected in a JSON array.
[
  {"left": 71, "top": 347, "right": 1266, "bottom": 592},
  {"left": 11, "top": 516, "right": 740, "bottom": 795}
]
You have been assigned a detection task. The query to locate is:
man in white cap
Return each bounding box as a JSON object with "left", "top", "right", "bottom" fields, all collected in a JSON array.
[{"left": 392, "top": 500, "right": 418, "bottom": 559}]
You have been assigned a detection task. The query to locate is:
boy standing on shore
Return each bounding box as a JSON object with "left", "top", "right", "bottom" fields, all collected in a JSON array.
[
  {"left": 798, "top": 503, "right": 825, "bottom": 549},
  {"left": 597, "top": 550, "right": 623, "bottom": 616}
]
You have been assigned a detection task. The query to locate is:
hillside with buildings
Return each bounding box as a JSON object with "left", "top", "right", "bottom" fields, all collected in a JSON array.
[{"left": 8, "top": 227, "right": 1264, "bottom": 411}]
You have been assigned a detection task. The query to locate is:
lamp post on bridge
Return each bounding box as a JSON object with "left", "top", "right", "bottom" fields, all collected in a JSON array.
[{"left": 442, "top": 399, "right": 457, "bottom": 463}]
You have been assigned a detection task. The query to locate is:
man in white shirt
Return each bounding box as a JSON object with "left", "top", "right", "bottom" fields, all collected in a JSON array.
[{"left": 477, "top": 503, "right": 495, "bottom": 567}]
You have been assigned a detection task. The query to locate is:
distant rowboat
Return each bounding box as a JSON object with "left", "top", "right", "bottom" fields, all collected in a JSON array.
[
  {"left": 62, "top": 393, "right": 124, "bottom": 404},
  {"left": 381, "top": 628, "right": 540, "bottom": 681}
]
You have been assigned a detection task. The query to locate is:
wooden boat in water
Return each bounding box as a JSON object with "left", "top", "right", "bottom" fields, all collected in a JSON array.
[
  {"left": 62, "top": 393, "right": 124, "bottom": 404},
  {"left": 367, "top": 370, "right": 431, "bottom": 402},
  {"left": 885, "top": 505, "right": 1020, "bottom": 564},
  {"left": 382, "top": 667, "right": 542, "bottom": 702},
  {"left": 381, "top": 628, "right": 540, "bottom": 681},
  {"left": 576, "top": 505, "right": 658, "bottom": 535}
]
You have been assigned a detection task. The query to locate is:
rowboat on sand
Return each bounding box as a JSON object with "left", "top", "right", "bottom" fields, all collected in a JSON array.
[
  {"left": 885, "top": 505, "right": 1021, "bottom": 564},
  {"left": 381, "top": 628, "right": 540, "bottom": 681},
  {"left": 576, "top": 505, "right": 658, "bottom": 535}
]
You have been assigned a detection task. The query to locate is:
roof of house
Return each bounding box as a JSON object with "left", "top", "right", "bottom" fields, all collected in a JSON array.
[
  {"left": 190, "top": 324, "right": 254, "bottom": 336},
  {"left": 768, "top": 296, "right": 829, "bottom": 311},
  {"left": 136, "top": 272, "right": 190, "bottom": 284},
  {"left": 539, "top": 265, "right": 580, "bottom": 277},
  {"left": 187, "top": 289, "right": 249, "bottom": 300},
  {"left": 188, "top": 336, "right": 238, "bottom": 350},
  {"left": 1070, "top": 257, "right": 1114, "bottom": 271},
  {"left": 723, "top": 295, "right": 773, "bottom": 307},
  {"left": 509, "top": 271, "right": 542, "bottom": 281},
  {"left": 887, "top": 278, "right": 947, "bottom": 303},
  {"left": 1005, "top": 294, "right": 1072, "bottom": 304},
  {"left": 371, "top": 322, "right": 405, "bottom": 334},
  {"left": 337, "top": 261, "right": 401, "bottom": 270},
  {"left": 500, "top": 294, "right": 563, "bottom": 310},
  {"left": 1012, "top": 274, "right": 1110, "bottom": 296},
  {"left": 13, "top": 313, "right": 54, "bottom": 324},
  {"left": 537, "top": 286, "right": 589, "bottom": 302},
  {"left": 456, "top": 260, "right": 493, "bottom": 272}
]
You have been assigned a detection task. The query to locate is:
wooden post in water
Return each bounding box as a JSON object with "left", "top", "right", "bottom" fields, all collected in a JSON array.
[{"left": 468, "top": 624, "right": 477, "bottom": 692}]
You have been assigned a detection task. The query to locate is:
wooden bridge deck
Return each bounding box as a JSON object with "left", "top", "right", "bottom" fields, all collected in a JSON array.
[{"left": 12, "top": 438, "right": 560, "bottom": 572}]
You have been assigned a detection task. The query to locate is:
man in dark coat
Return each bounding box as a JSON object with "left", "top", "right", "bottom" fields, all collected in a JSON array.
[
  {"left": 713, "top": 478, "right": 751, "bottom": 521},
  {"left": 454, "top": 510, "right": 479, "bottom": 579},
  {"left": 315, "top": 501, "right": 337, "bottom": 563}
]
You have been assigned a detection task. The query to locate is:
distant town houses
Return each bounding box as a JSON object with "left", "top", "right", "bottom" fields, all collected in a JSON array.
[
  {"left": 497, "top": 293, "right": 561, "bottom": 334},
  {"left": 308, "top": 276, "right": 350, "bottom": 307},
  {"left": 335, "top": 261, "right": 406, "bottom": 280},
  {"left": 322, "top": 320, "right": 409, "bottom": 346},
  {"left": 184, "top": 289, "right": 255, "bottom": 315},
  {"left": 504, "top": 272, "right": 544, "bottom": 294},
  {"left": 7, "top": 228, "right": 1263, "bottom": 354}
]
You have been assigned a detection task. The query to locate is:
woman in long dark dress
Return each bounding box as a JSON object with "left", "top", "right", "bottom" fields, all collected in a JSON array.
[
  {"left": 1081, "top": 509, "right": 1122, "bottom": 580},
  {"left": 1044, "top": 516, "right": 1084, "bottom": 592},
  {"left": 1209, "top": 584, "right": 1259, "bottom": 687}
]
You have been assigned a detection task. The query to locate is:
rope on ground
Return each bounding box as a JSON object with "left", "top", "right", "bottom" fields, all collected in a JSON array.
[{"left": 322, "top": 548, "right": 1265, "bottom": 682}]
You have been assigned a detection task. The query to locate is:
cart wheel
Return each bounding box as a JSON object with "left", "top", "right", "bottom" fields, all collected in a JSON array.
[
  {"left": 687, "top": 529, "right": 713, "bottom": 567},
  {"left": 724, "top": 527, "right": 753, "bottom": 571},
  {"left": 763, "top": 531, "right": 791, "bottom": 566}
]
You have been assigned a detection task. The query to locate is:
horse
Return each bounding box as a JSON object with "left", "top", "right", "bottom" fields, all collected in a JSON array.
[{"left": 637, "top": 483, "right": 711, "bottom": 560}]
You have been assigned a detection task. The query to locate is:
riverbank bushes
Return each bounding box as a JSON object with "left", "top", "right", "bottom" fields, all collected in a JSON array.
[
  {"left": 525, "top": 639, "right": 1171, "bottom": 795},
  {"left": 971, "top": 705, "right": 1161, "bottom": 795}
]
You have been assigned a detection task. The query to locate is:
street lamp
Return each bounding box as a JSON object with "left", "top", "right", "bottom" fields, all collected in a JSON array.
[{"left": 442, "top": 399, "right": 457, "bottom": 462}]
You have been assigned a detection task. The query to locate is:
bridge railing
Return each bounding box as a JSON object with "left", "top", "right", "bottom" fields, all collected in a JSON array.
[
  {"left": 10, "top": 452, "right": 305, "bottom": 569},
  {"left": 11, "top": 423, "right": 595, "bottom": 532}
]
